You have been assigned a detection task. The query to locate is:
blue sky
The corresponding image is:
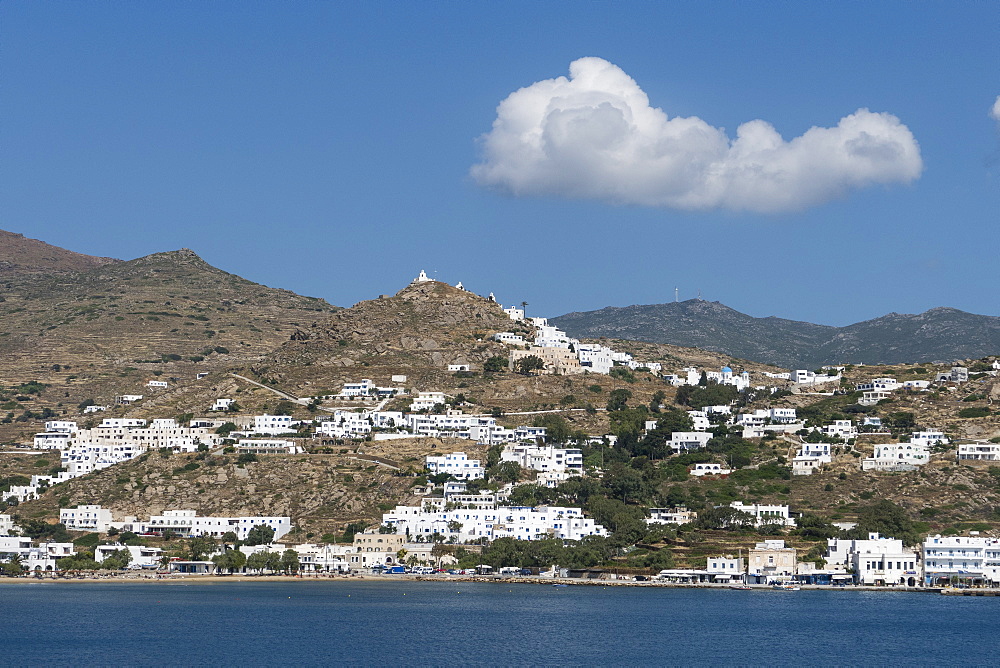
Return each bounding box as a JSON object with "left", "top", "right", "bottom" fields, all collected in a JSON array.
[{"left": 5, "top": 2, "right": 998, "bottom": 326}]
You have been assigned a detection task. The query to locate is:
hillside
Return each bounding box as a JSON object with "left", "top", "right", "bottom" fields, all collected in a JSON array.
[
  {"left": 0, "top": 244, "right": 337, "bottom": 439},
  {"left": 0, "top": 230, "right": 119, "bottom": 278},
  {"left": 551, "top": 300, "right": 1000, "bottom": 368},
  {"left": 11, "top": 437, "right": 484, "bottom": 536},
  {"left": 210, "top": 280, "right": 785, "bottom": 422}
]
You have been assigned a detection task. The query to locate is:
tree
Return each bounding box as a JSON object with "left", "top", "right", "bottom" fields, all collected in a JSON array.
[
  {"left": 244, "top": 525, "right": 276, "bottom": 546},
  {"left": 1, "top": 555, "right": 24, "bottom": 577},
  {"left": 601, "top": 463, "right": 648, "bottom": 504},
  {"left": 488, "top": 461, "right": 522, "bottom": 484},
  {"left": 187, "top": 536, "right": 218, "bottom": 561},
  {"left": 483, "top": 356, "right": 508, "bottom": 373},
  {"left": 246, "top": 551, "right": 270, "bottom": 574},
  {"left": 212, "top": 549, "right": 247, "bottom": 574},
  {"left": 606, "top": 388, "right": 632, "bottom": 412},
  {"left": 532, "top": 414, "right": 571, "bottom": 444},
  {"left": 215, "top": 422, "right": 238, "bottom": 436},
  {"left": 514, "top": 355, "right": 545, "bottom": 375},
  {"left": 280, "top": 549, "right": 300, "bottom": 574},
  {"left": 848, "top": 500, "right": 921, "bottom": 545},
  {"left": 100, "top": 548, "right": 133, "bottom": 571},
  {"left": 695, "top": 506, "right": 756, "bottom": 531}
]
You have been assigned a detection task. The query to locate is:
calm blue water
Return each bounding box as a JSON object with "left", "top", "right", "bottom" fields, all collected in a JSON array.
[{"left": 1, "top": 581, "right": 996, "bottom": 665}]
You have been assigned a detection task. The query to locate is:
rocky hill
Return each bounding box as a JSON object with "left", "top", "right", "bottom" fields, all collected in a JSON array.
[
  {"left": 257, "top": 280, "right": 525, "bottom": 392},
  {"left": 551, "top": 300, "right": 1000, "bottom": 368},
  {"left": 0, "top": 241, "right": 337, "bottom": 437},
  {"left": 0, "top": 230, "right": 119, "bottom": 278}
]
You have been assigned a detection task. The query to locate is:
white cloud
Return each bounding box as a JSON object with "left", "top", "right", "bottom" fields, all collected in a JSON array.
[
  {"left": 471, "top": 57, "right": 923, "bottom": 213},
  {"left": 991, "top": 95, "right": 1000, "bottom": 122}
]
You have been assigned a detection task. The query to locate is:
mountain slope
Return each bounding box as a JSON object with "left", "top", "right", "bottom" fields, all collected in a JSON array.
[
  {"left": 0, "top": 245, "right": 337, "bottom": 417},
  {"left": 552, "top": 300, "right": 1000, "bottom": 368},
  {"left": 0, "top": 229, "right": 119, "bottom": 278}
]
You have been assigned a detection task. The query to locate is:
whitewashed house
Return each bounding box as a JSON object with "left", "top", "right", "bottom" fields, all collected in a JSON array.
[
  {"left": 411, "top": 391, "right": 447, "bottom": 411},
  {"left": 957, "top": 441, "right": 1000, "bottom": 461},
  {"left": 690, "top": 463, "right": 731, "bottom": 477},
  {"left": 253, "top": 414, "right": 297, "bottom": 435},
  {"left": 729, "top": 502, "right": 796, "bottom": 527},
  {"left": 425, "top": 452, "right": 485, "bottom": 480},
  {"left": 862, "top": 442, "right": 929, "bottom": 472},
  {"left": 60, "top": 505, "right": 115, "bottom": 533},
  {"left": 646, "top": 508, "right": 698, "bottom": 525}
]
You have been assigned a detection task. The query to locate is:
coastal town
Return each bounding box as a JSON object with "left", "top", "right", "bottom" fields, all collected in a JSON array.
[{"left": 1, "top": 272, "right": 998, "bottom": 593}]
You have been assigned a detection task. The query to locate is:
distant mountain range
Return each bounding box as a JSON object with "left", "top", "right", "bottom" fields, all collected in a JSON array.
[{"left": 551, "top": 300, "right": 1000, "bottom": 369}]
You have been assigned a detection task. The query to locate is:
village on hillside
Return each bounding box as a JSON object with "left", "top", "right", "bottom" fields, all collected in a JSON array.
[{"left": 2, "top": 272, "right": 1000, "bottom": 587}]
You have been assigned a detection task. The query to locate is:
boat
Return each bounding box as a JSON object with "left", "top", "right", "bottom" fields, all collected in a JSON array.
[
  {"left": 552, "top": 583, "right": 569, "bottom": 587},
  {"left": 729, "top": 585, "right": 752, "bottom": 590},
  {"left": 771, "top": 583, "right": 800, "bottom": 591}
]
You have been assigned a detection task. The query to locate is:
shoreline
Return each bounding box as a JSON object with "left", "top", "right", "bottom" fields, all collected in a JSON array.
[{"left": 0, "top": 572, "right": 950, "bottom": 593}]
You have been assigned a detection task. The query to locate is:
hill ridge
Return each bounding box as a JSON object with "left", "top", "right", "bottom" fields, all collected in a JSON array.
[{"left": 551, "top": 300, "right": 1000, "bottom": 368}]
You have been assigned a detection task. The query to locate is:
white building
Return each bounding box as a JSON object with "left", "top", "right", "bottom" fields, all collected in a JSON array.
[
  {"left": 425, "top": 452, "right": 485, "bottom": 480},
  {"left": 957, "top": 441, "right": 1000, "bottom": 461},
  {"left": 534, "top": 325, "right": 574, "bottom": 349},
  {"left": 211, "top": 398, "right": 235, "bottom": 411},
  {"left": 501, "top": 444, "right": 583, "bottom": 474},
  {"left": 83, "top": 405, "right": 107, "bottom": 413},
  {"left": 729, "top": 501, "right": 796, "bottom": 527},
  {"left": 690, "top": 463, "right": 731, "bottom": 477},
  {"left": 411, "top": 391, "right": 447, "bottom": 411},
  {"left": 826, "top": 533, "right": 919, "bottom": 586},
  {"left": 922, "top": 534, "right": 1000, "bottom": 586},
  {"left": 705, "top": 366, "right": 751, "bottom": 390},
  {"left": 236, "top": 439, "right": 302, "bottom": 455},
  {"left": 791, "top": 369, "right": 841, "bottom": 386},
  {"left": 687, "top": 411, "right": 711, "bottom": 432},
  {"left": 821, "top": 420, "right": 858, "bottom": 441},
  {"left": 33, "top": 431, "right": 74, "bottom": 450},
  {"left": 576, "top": 344, "right": 615, "bottom": 375},
  {"left": 447, "top": 364, "right": 471, "bottom": 372},
  {"left": 340, "top": 379, "right": 375, "bottom": 397},
  {"left": 862, "top": 442, "right": 929, "bottom": 472},
  {"left": 859, "top": 390, "right": 894, "bottom": 406},
  {"left": 503, "top": 306, "right": 525, "bottom": 321},
  {"left": 910, "top": 431, "right": 949, "bottom": 448},
  {"left": 253, "top": 414, "right": 297, "bottom": 436},
  {"left": 382, "top": 505, "right": 605, "bottom": 543},
  {"left": 792, "top": 442, "right": 832, "bottom": 476},
  {"left": 706, "top": 556, "right": 745, "bottom": 583},
  {"left": 855, "top": 378, "right": 901, "bottom": 392},
  {"left": 143, "top": 510, "right": 291, "bottom": 541},
  {"left": 0, "top": 514, "right": 16, "bottom": 535},
  {"left": 494, "top": 332, "right": 526, "bottom": 346},
  {"left": 646, "top": 508, "right": 698, "bottom": 525},
  {"left": 668, "top": 432, "right": 713, "bottom": 452},
  {"left": 902, "top": 380, "right": 931, "bottom": 391},
  {"left": 60, "top": 505, "right": 115, "bottom": 533},
  {"left": 94, "top": 544, "right": 164, "bottom": 570},
  {"left": 115, "top": 395, "right": 143, "bottom": 405},
  {"left": 147, "top": 380, "right": 168, "bottom": 388}
]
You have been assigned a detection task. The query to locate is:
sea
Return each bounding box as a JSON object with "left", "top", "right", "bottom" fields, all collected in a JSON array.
[{"left": 1, "top": 580, "right": 995, "bottom": 666}]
